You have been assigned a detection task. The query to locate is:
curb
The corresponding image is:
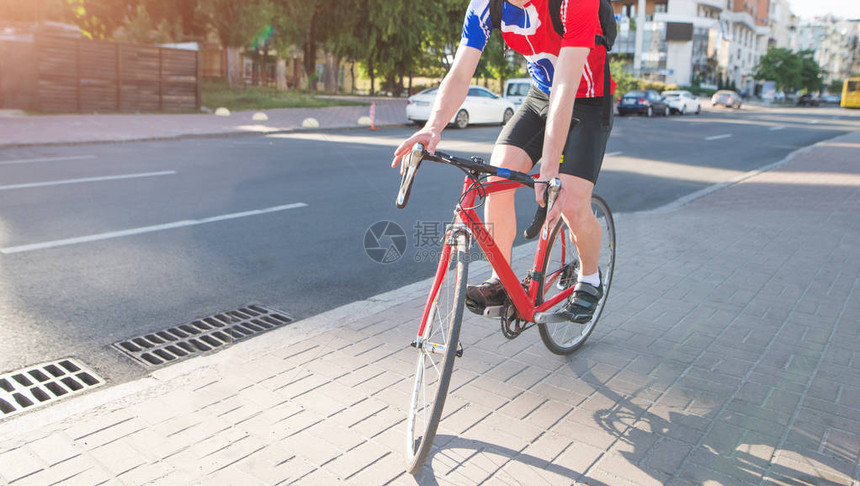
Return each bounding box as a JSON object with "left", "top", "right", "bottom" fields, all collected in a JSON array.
[
  {"left": 0, "top": 122, "right": 410, "bottom": 150},
  {"left": 640, "top": 131, "right": 851, "bottom": 215}
]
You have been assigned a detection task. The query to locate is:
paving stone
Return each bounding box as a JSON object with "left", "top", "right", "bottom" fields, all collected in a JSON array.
[
  {"left": 26, "top": 432, "right": 82, "bottom": 467},
  {"left": 92, "top": 439, "right": 149, "bottom": 476},
  {"left": 322, "top": 441, "right": 390, "bottom": 480},
  {"left": 345, "top": 451, "right": 407, "bottom": 485},
  {"left": 0, "top": 447, "right": 44, "bottom": 482},
  {"left": 116, "top": 462, "right": 174, "bottom": 485}
]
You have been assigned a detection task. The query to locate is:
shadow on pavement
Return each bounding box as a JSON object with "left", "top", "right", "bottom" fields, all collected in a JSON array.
[{"left": 412, "top": 434, "right": 612, "bottom": 485}]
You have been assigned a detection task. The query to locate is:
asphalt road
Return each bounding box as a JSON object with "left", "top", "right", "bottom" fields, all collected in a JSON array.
[{"left": 0, "top": 104, "right": 858, "bottom": 384}]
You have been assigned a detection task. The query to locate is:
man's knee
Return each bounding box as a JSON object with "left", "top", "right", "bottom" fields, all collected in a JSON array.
[{"left": 559, "top": 176, "right": 594, "bottom": 228}]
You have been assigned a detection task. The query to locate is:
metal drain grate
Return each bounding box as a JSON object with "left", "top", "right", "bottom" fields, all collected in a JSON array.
[
  {"left": 113, "top": 303, "right": 293, "bottom": 367},
  {"left": 0, "top": 358, "right": 103, "bottom": 420}
]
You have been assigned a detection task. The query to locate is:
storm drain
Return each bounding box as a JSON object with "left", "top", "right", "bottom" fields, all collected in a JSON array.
[
  {"left": 0, "top": 358, "right": 103, "bottom": 420},
  {"left": 113, "top": 303, "right": 293, "bottom": 367}
]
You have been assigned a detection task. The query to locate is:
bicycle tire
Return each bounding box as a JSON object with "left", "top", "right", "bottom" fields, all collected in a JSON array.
[
  {"left": 537, "top": 195, "right": 615, "bottom": 355},
  {"left": 405, "top": 232, "right": 468, "bottom": 474}
]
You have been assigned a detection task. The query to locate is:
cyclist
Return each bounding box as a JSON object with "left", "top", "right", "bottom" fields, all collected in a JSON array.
[{"left": 392, "top": 0, "right": 614, "bottom": 323}]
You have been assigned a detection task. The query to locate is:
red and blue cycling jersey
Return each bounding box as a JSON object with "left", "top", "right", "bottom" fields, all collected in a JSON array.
[{"left": 461, "top": 0, "right": 614, "bottom": 98}]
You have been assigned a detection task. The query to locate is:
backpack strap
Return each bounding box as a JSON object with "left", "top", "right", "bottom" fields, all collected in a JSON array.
[
  {"left": 490, "top": 0, "right": 503, "bottom": 30},
  {"left": 548, "top": 0, "right": 565, "bottom": 36}
]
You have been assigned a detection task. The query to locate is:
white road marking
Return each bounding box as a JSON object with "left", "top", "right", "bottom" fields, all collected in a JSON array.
[
  {"left": 810, "top": 120, "right": 819, "bottom": 124},
  {"left": 705, "top": 134, "right": 732, "bottom": 141},
  {"left": 0, "top": 203, "right": 308, "bottom": 254},
  {"left": 0, "top": 171, "right": 176, "bottom": 191},
  {"left": 604, "top": 151, "right": 623, "bottom": 157},
  {"left": 0, "top": 155, "right": 97, "bottom": 166},
  {"left": 769, "top": 126, "right": 786, "bottom": 131}
]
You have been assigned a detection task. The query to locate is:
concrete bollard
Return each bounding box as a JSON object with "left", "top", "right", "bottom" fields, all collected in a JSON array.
[
  {"left": 214, "top": 107, "right": 231, "bottom": 117},
  {"left": 302, "top": 118, "right": 320, "bottom": 128},
  {"left": 252, "top": 112, "right": 269, "bottom": 122}
]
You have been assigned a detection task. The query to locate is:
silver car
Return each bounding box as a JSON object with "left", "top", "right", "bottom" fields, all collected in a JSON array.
[{"left": 711, "top": 90, "right": 742, "bottom": 109}]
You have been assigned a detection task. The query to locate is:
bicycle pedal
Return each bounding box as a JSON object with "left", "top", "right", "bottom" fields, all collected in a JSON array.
[
  {"left": 465, "top": 299, "right": 485, "bottom": 315},
  {"left": 482, "top": 306, "right": 504, "bottom": 318}
]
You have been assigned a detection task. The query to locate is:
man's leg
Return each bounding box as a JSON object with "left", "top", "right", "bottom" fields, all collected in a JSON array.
[
  {"left": 485, "top": 144, "right": 533, "bottom": 267},
  {"left": 464, "top": 144, "right": 532, "bottom": 312},
  {"left": 557, "top": 174, "right": 604, "bottom": 323},
  {"left": 557, "top": 174, "right": 601, "bottom": 276}
]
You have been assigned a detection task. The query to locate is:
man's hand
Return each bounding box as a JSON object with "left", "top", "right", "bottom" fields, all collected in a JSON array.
[
  {"left": 537, "top": 164, "right": 563, "bottom": 229},
  {"left": 392, "top": 128, "right": 441, "bottom": 175}
]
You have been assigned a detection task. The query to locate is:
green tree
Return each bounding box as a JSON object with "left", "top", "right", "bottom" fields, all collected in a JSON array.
[
  {"left": 476, "top": 35, "right": 527, "bottom": 92},
  {"left": 199, "top": 0, "right": 273, "bottom": 88},
  {"left": 827, "top": 79, "right": 844, "bottom": 94},
  {"left": 271, "top": 0, "right": 322, "bottom": 90},
  {"left": 754, "top": 47, "right": 801, "bottom": 92},
  {"left": 417, "top": 0, "right": 465, "bottom": 77},
  {"left": 138, "top": 0, "right": 207, "bottom": 40},
  {"left": 610, "top": 58, "right": 640, "bottom": 96},
  {"left": 797, "top": 50, "right": 823, "bottom": 93},
  {"left": 65, "top": 0, "right": 131, "bottom": 39}
]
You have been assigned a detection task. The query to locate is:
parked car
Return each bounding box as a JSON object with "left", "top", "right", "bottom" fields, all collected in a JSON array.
[
  {"left": 662, "top": 90, "right": 701, "bottom": 115},
  {"left": 796, "top": 93, "right": 820, "bottom": 106},
  {"left": 711, "top": 90, "right": 742, "bottom": 109},
  {"left": 503, "top": 78, "right": 532, "bottom": 107},
  {"left": 406, "top": 85, "right": 515, "bottom": 128},
  {"left": 617, "top": 90, "right": 671, "bottom": 117},
  {"left": 821, "top": 94, "right": 842, "bottom": 104}
]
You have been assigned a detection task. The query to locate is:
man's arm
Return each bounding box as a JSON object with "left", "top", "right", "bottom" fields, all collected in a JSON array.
[
  {"left": 537, "top": 45, "right": 590, "bottom": 195},
  {"left": 424, "top": 45, "right": 482, "bottom": 137},
  {"left": 392, "top": 45, "right": 481, "bottom": 169}
]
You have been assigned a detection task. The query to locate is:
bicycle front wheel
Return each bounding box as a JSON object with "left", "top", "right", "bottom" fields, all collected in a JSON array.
[
  {"left": 405, "top": 232, "right": 468, "bottom": 474},
  {"left": 537, "top": 195, "right": 616, "bottom": 354}
]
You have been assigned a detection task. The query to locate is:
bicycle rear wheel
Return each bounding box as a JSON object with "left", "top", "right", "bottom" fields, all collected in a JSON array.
[
  {"left": 537, "top": 195, "right": 615, "bottom": 355},
  {"left": 406, "top": 232, "right": 468, "bottom": 474}
]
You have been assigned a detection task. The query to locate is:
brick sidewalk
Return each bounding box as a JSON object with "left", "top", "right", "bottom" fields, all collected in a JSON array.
[
  {"left": 0, "top": 99, "right": 408, "bottom": 148},
  {"left": 0, "top": 132, "right": 858, "bottom": 485}
]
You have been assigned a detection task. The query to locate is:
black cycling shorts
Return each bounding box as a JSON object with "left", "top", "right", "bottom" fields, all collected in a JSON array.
[{"left": 496, "top": 85, "right": 614, "bottom": 184}]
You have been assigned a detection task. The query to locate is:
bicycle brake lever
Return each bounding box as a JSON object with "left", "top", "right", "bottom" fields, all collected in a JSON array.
[
  {"left": 541, "top": 178, "right": 562, "bottom": 240},
  {"left": 523, "top": 189, "right": 548, "bottom": 240},
  {"left": 396, "top": 143, "right": 424, "bottom": 209}
]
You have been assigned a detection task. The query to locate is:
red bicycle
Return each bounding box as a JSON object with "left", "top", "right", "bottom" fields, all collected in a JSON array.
[{"left": 396, "top": 144, "right": 616, "bottom": 473}]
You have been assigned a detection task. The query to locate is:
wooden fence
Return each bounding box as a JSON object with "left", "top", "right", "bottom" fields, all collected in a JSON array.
[{"left": 28, "top": 35, "right": 200, "bottom": 112}]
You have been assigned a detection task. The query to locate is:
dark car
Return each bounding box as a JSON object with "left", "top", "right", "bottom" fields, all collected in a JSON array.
[
  {"left": 796, "top": 93, "right": 820, "bottom": 106},
  {"left": 617, "top": 90, "right": 671, "bottom": 117}
]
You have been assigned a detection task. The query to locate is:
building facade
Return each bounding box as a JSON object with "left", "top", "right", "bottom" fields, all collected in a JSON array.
[
  {"left": 611, "top": 0, "right": 770, "bottom": 93},
  {"left": 793, "top": 16, "right": 860, "bottom": 85},
  {"left": 767, "top": 0, "right": 797, "bottom": 49}
]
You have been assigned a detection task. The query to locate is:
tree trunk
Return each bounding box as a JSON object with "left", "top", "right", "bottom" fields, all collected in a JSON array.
[
  {"left": 351, "top": 63, "right": 356, "bottom": 94},
  {"left": 303, "top": 40, "right": 318, "bottom": 90},
  {"left": 226, "top": 46, "right": 242, "bottom": 88},
  {"left": 276, "top": 58, "right": 287, "bottom": 91},
  {"left": 368, "top": 58, "right": 375, "bottom": 96},
  {"left": 324, "top": 52, "right": 339, "bottom": 93}
]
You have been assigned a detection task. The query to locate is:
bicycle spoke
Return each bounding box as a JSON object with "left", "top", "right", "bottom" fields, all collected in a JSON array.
[
  {"left": 406, "top": 235, "right": 468, "bottom": 473},
  {"left": 538, "top": 195, "right": 614, "bottom": 355}
]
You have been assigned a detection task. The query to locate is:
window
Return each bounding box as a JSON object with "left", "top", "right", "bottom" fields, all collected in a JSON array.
[
  {"left": 469, "top": 88, "right": 497, "bottom": 98},
  {"left": 655, "top": 2, "right": 667, "bottom": 13}
]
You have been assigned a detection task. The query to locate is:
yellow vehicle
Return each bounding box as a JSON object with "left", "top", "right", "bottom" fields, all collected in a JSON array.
[{"left": 842, "top": 77, "right": 860, "bottom": 108}]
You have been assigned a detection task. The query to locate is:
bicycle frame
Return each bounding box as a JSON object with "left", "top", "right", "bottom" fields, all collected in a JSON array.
[{"left": 418, "top": 173, "right": 576, "bottom": 337}]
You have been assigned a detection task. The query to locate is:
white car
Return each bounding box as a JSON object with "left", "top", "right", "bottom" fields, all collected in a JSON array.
[
  {"left": 504, "top": 78, "right": 532, "bottom": 107},
  {"left": 406, "top": 85, "right": 516, "bottom": 129},
  {"left": 662, "top": 90, "right": 701, "bottom": 115}
]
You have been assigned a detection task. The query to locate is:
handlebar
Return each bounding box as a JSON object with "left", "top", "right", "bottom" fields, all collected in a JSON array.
[
  {"left": 396, "top": 145, "right": 536, "bottom": 209},
  {"left": 395, "top": 145, "right": 560, "bottom": 240}
]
